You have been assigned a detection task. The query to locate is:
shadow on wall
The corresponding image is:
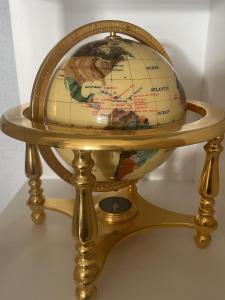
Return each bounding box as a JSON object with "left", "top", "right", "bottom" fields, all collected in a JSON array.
[
  {"left": 163, "top": 42, "right": 203, "bottom": 100},
  {"left": 0, "top": 0, "right": 25, "bottom": 213},
  {"left": 202, "top": 66, "right": 225, "bottom": 110}
]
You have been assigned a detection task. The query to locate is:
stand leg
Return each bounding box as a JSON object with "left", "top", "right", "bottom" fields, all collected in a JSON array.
[
  {"left": 72, "top": 151, "right": 98, "bottom": 300},
  {"left": 195, "top": 136, "right": 223, "bottom": 248},
  {"left": 25, "top": 143, "right": 46, "bottom": 225}
]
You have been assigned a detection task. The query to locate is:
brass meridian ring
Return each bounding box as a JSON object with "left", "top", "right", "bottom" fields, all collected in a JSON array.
[{"left": 1, "top": 101, "right": 225, "bottom": 149}]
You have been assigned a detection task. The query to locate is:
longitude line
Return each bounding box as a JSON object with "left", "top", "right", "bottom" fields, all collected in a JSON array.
[
  {"left": 127, "top": 59, "right": 136, "bottom": 113},
  {"left": 110, "top": 62, "right": 113, "bottom": 127}
]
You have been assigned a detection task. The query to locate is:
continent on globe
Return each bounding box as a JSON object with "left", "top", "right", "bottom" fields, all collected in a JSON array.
[
  {"left": 105, "top": 109, "right": 150, "bottom": 129},
  {"left": 115, "top": 149, "right": 158, "bottom": 179},
  {"left": 64, "top": 38, "right": 134, "bottom": 105}
]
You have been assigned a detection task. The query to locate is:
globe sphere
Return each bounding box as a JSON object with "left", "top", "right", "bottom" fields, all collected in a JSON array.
[{"left": 46, "top": 36, "right": 186, "bottom": 183}]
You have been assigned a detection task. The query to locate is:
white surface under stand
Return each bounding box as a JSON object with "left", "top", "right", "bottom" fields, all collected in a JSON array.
[{"left": 0, "top": 179, "right": 225, "bottom": 300}]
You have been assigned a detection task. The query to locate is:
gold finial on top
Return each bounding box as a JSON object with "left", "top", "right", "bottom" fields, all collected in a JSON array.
[{"left": 106, "top": 31, "right": 121, "bottom": 39}]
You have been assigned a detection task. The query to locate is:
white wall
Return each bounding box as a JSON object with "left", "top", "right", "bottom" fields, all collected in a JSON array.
[
  {"left": 0, "top": 0, "right": 25, "bottom": 213},
  {"left": 0, "top": 0, "right": 213, "bottom": 212},
  {"left": 9, "top": 0, "right": 65, "bottom": 103},
  {"left": 196, "top": 0, "right": 225, "bottom": 196}
]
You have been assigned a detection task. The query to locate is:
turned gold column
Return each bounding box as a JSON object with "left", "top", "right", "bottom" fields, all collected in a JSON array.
[
  {"left": 72, "top": 150, "right": 98, "bottom": 300},
  {"left": 25, "top": 143, "right": 46, "bottom": 224},
  {"left": 195, "top": 136, "right": 223, "bottom": 248}
]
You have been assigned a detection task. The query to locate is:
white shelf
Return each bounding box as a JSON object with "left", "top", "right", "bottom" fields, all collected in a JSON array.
[{"left": 0, "top": 179, "right": 225, "bottom": 300}]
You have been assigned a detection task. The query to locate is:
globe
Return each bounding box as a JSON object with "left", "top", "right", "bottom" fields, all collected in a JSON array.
[{"left": 46, "top": 35, "right": 186, "bottom": 183}]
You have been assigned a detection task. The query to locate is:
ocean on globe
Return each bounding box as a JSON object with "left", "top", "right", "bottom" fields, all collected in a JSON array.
[{"left": 46, "top": 36, "right": 186, "bottom": 183}]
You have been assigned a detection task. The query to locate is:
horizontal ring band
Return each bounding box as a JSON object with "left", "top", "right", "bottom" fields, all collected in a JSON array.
[{"left": 1, "top": 100, "right": 225, "bottom": 150}]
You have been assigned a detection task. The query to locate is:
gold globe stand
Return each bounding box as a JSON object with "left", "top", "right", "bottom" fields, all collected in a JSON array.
[{"left": 1, "top": 21, "right": 225, "bottom": 300}]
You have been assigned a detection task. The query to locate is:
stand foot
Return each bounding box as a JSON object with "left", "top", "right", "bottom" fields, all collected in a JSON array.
[
  {"left": 42, "top": 180, "right": 223, "bottom": 299},
  {"left": 75, "top": 241, "right": 98, "bottom": 300},
  {"left": 76, "top": 268, "right": 97, "bottom": 300},
  {"left": 76, "top": 287, "right": 97, "bottom": 300},
  {"left": 31, "top": 210, "right": 46, "bottom": 225},
  {"left": 194, "top": 232, "right": 212, "bottom": 249}
]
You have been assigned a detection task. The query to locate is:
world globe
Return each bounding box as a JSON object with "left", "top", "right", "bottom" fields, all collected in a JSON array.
[{"left": 46, "top": 35, "right": 186, "bottom": 183}]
